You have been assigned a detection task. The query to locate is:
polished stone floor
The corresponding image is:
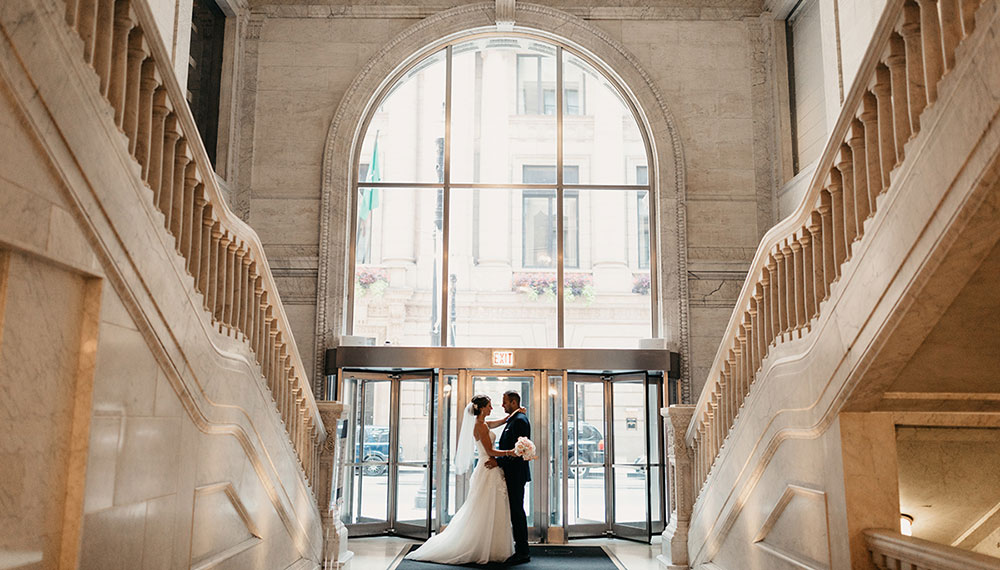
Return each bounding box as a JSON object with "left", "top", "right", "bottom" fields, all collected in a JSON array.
[{"left": 348, "top": 535, "right": 663, "bottom": 569}]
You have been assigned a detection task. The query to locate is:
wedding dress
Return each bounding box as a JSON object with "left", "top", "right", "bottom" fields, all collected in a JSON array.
[{"left": 405, "top": 428, "right": 514, "bottom": 564}]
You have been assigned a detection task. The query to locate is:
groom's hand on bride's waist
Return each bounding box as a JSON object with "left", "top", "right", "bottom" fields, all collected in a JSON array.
[{"left": 484, "top": 458, "right": 498, "bottom": 469}]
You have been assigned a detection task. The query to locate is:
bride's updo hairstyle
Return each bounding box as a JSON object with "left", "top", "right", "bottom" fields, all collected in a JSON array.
[{"left": 470, "top": 394, "right": 491, "bottom": 416}]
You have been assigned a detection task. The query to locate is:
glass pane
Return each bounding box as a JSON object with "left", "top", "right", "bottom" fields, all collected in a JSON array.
[
  {"left": 448, "top": 188, "right": 557, "bottom": 347},
  {"left": 399, "top": 380, "right": 431, "bottom": 463},
  {"left": 451, "top": 38, "right": 557, "bottom": 184},
  {"left": 569, "top": 380, "right": 605, "bottom": 474},
  {"left": 611, "top": 382, "right": 646, "bottom": 465},
  {"left": 565, "top": 189, "right": 653, "bottom": 347},
  {"left": 613, "top": 465, "right": 646, "bottom": 526},
  {"left": 563, "top": 52, "right": 647, "bottom": 186},
  {"left": 396, "top": 464, "right": 430, "bottom": 524},
  {"left": 358, "top": 50, "right": 446, "bottom": 183},
  {"left": 568, "top": 465, "right": 605, "bottom": 524},
  {"left": 353, "top": 188, "right": 444, "bottom": 345},
  {"left": 354, "top": 380, "right": 391, "bottom": 524},
  {"left": 443, "top": 375, "right": 458, "bottom": 522},
  {"left": 471, "top": 376, "right": 534, "bottom": 527}
]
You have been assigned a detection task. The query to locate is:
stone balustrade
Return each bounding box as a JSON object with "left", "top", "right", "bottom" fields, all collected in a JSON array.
[
  {"left": 60, "top": 0, "right": 325, "bottom": 489},
  {"left": 686, "top": 0, "right": 986, "bottom": 496},
  {"left": 865, "top": 529, "right": 1000, "bottom": 569}
]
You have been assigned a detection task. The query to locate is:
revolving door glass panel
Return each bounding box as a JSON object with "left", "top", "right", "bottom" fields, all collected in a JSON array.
[
  {"left": 468, "top": 374, "right": 539, "bottom": 537},
  {"left": 341, "top": 371, "right": 436, "bottom": 538},
  {"left": 563, "top": 372, "right": 665, "bottom": 542}
]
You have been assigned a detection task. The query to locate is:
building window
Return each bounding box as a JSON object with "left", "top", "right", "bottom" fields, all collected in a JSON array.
[
  {"left": 350, "top": 36, "right": 653, "bottom": 348},
  {"left": 787, "top": 0, "right": 828, "bottom": 175},
  {"left": 186, "top": 0, "right": 226, "bottom": 168}
]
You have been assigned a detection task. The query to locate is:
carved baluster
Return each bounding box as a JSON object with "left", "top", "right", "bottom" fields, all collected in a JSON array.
[
  {"left": 827, "top": 183, "right": 846, "bottom": 278},
  {"left": 248, "top": 269, "right": 259, "bottom": 348},
  {"left": 767, "top": 257, "right": 779, "bottom": 342},
  {"left": 761, "top": 271, "right": 772, "bottom": 351},
  {"left": 818, "top": 192, "right": 836, "bottom": 290},
  {"left": 916, "top": 0, "right": 944, "bottom": 104},
  {"left": 742, "top": 314, "right": 754, "bottom": 385},
  {"left": 874, "top": 66, "right": 896, "bottom": 190},
  {"left": 781, "top": 241, "right": 795, "bottom": 333},
  {"left": 224, "top": 240, "right": 238, "bottom": 330},
  {"left": 234, "top": 248, "right": 246, "bottom": 335},
  {"left": 798, "top": 231, "right": 815, "bottom": 321},
  {"left": 938, "top": 0, "right": 962, "bottom": 71},
  {"left": 65, "top": 0, "right": 81, "bottom": 30},
  {"left": 135, "top": 61, "right": 158, "bottom": 179},
  {"left": 719, "top": 367, "right": 731, "bottom": 429},
  {"left": 240, "top": 257, "right": 252, "bottom": 337},
  {"left": 774, "top": 249, "right": 787, "bottom": 336},
  {"left": 94, "top": 0, "right": 115, "bottom": 94},
  {"left": 108, "top": 0, "right": 133, "bottom": 126},
  {"left": 753, "top": 286, "right": 765, "bottom": 370},
  {"left": 207, "top": 221, "right": 221, "bottom": 313},
  {"left": 901, "top": 2, "right": 928, "bottom": 133},
  {"left": 181, "top": 165, "right": 198, "bottom": 267},
  {"left": 252, "top": 279, "right": 264, "bottom": 356},
  {"left": 850, "top": 119, "right": 870, "bottom": 231},
  {"left": 886, "top": 34, "right": 911, "bottom": 161},
  {"left": 76, "top": 0, "right": 98, "bottom": 63},
  {"left": 266, "top": 313, "right": 277, "bottom": 387},
  {"left": 170, "top": 141, "right": 191, "bottom": 242},
  {"left": 807, "top": 212, "right": 825, "bottom": 314},
  {"left": 861, "top": 93, "right": 882, "bottom": 212},
  {"left": 215, "top": 233, "right": 230, "bottom": 322},
  {"left": 836, "top": 148, "right": 857, "bottom": 249},
  {"left": 198, "top": 210, "right": 215, "bottom": 302},
  {"left": 123, "top": 29, "right": 147, "bottom": 153},
  {"left": 191, "top": 186, "right": 207, "bottom": 280},
  {"left": 960, "top": 0, "right": 978, "bottom": 36},
  {"left": 790, "top": 239, "right": 805, "bottom": 329},
  {"left": 148, "top": 88, "right": 168, "bottom": 197},
  {"left": 158, "top": 115, "right": 179, "bottom": 220}
]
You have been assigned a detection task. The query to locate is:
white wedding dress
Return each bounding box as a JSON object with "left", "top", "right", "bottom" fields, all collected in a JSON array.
[{"left": 405, "top": 429, "right": 514, "bottom": 564}]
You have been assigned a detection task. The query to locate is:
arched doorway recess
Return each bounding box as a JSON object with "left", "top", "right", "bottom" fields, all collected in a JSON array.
[{"left": 315, "top": 2, "right": 691, "bottom": 399}]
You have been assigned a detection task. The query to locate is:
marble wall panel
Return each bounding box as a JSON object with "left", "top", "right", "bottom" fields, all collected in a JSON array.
[{"left": 0, "top": 250, "right": 92, "bottom": 568}]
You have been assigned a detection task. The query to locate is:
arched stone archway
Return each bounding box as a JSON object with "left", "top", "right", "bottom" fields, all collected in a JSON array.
[{"left": 315, "top": 2, "right": 692, "bottom": 399}]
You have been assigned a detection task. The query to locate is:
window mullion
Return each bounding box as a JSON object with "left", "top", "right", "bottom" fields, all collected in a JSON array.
[
  {"left": 441, "top": 46, "right": 452, "bottom": 347},
  {"left": 556, "top": 46, "right": 565, "bottom": 348}
]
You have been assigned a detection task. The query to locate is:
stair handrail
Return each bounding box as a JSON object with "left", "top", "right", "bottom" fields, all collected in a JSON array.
[
  {"left": 865, "top": 529, "right": 1000, "bottom": 570},
  {"left": 59, "top": 0, "right": 326, "bottom": 486},
  {"left": 684, "top": 0, "right": 982, "bottom": 495}
]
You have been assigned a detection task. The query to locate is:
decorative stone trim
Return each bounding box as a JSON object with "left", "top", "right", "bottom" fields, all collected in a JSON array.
[{"left": 314, "top": 2, "right": 691, "bottom": 397}]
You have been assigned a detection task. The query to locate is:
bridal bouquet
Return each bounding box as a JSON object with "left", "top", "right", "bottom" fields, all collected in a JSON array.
[{"left": 513, "top": 436, "right": 537, "bottom": 460}]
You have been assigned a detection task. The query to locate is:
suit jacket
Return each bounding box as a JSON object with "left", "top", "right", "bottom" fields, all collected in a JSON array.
[{"left": 497, "top": 411, "right": 531, "bottom": 484}]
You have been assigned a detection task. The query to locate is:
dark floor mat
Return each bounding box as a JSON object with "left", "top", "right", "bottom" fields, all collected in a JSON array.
[{"left": 393, "top": 544, "right": 622, "bottom": 570}]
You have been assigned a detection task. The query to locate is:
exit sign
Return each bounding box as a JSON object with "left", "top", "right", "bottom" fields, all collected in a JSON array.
[{"left": 492, "top": 350, "right": 515, "bottom": 368}]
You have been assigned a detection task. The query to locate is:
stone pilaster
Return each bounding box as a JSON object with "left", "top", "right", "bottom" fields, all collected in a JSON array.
[
  {"left": 317, "top": 401, "right": 353, "bottom": 570},
  {"left": 231, "top": 14, "right": 263, "bottom": 222},
  {"left": 659, "top": 405, "right": 695, "bottom": 570}
]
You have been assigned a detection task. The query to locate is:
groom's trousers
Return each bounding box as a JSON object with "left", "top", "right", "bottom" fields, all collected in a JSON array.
[{"left": 505, "top": 476, "right": 529, "bottom": 555}]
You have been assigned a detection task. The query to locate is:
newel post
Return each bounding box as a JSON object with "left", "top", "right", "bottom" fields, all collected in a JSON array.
[
  {"left": 317, "top": 401, "right": 353, "bottom": 569},
  {"left": 659, "top": 405, "right": 696, "bottom": 570}
]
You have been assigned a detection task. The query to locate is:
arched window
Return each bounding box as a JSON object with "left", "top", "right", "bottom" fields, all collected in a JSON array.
[{"left": 349, "top": 34, "right": 656, "bottom": 348}]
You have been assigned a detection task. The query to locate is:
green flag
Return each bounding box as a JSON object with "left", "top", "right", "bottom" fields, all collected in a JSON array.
[{"left": 359, "top": 132, "right": 381, "bottom": 220}]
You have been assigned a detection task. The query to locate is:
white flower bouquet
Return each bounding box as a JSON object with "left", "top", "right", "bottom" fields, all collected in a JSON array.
[{"left": 513, "top": 436, "right": 537, "bottom": 460}]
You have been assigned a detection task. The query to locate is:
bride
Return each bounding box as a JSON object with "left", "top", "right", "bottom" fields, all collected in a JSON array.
[{"left": 405, "top": 394, "right": 524, "bottom": 564}]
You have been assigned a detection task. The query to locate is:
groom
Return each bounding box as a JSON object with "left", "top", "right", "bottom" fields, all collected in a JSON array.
[{"left": 487, "top": 390, "right": 531, "bottom": 565}]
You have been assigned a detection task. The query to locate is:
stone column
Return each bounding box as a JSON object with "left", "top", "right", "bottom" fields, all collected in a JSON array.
[
  {"left": 317, "top": 401, "right": 354, "bottom": 570},
  {"left": 659, "top": 405, "right": 695, "bottom": 570}
]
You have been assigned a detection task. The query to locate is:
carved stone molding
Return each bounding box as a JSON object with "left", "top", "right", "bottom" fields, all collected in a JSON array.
[
  {"left": 316, "top": 401, "right": 352, "bottom": 569},
  {"left": 314, "top": 2, "right": 691, "bottom": 398},
  {"left": 496, "top": 0, "right": 515, "bottom": 30},
  {"left": 660, "top": 405, "right": 695, "bottom": 570}
]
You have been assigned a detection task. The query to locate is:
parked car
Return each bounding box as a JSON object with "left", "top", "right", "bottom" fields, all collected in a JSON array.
[
  {"left": 355, "top": 426, "right": 403, "bottom": 476},
  {"left": 567, "top": 421, "right": 604, "bottom": 478}
]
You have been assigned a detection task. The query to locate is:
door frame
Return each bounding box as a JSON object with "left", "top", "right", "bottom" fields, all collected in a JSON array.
[
  {"left": 562, "top": 370, "right": 665, "bottom": 542},
  {"left": 341, "top": 369, "right": 437, "bottom": 539}
]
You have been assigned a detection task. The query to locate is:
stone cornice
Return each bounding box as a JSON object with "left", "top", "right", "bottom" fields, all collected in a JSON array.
[{"left": 251, "top": 3, "right": 764, "bottom": 20}]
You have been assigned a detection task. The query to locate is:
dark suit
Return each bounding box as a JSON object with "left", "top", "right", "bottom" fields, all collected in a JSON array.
[{"left": 496, "top": 411, "right": 530, "bottom": 556}]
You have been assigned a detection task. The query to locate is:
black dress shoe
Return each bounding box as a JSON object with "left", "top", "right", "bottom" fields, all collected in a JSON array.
[{"left": 503, "top": 553, "right": 531, "bottom": 565}]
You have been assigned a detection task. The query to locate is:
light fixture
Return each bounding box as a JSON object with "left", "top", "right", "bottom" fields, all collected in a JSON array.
[{"left": 900, "top": 514, "right": 914, "bottom": 536}]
